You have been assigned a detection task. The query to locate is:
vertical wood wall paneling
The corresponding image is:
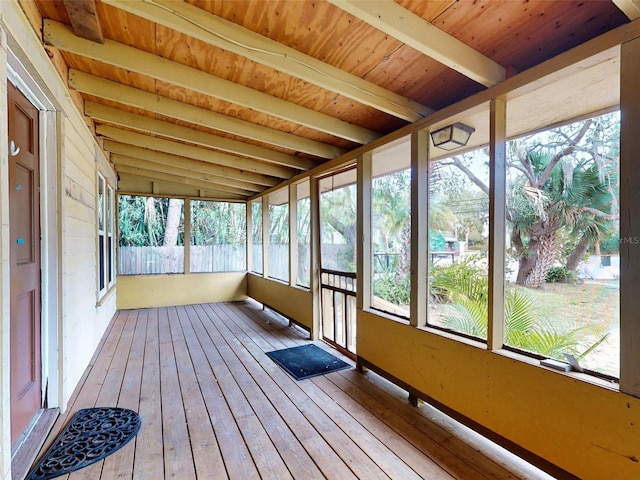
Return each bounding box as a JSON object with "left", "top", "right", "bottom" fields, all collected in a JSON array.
[
  {"left": 410, "top": 131, "right": 429, "bottom": 328},
  {"left": 289, "top": 184, "right": 298, "bottom": 286},
  {"left": 357, "top": 152, "right": 372, "bottom": 311},
  {"left": 262, "top": 195, "right": 269, "bottom": 278},
  {"left": 487, "top": 98, "right": 507, "bottom": 350},
  {"left": 620, "top": 37, "right": 640, "bottom": 397},
  {"left": 310, "top": 176, "right": 321, "bottom": 340},
  {"left": 53, "top": 111, "right": 64, "bottom": 409}
]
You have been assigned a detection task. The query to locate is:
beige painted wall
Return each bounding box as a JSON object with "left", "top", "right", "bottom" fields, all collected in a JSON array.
[
  {"left": 247, "top": 274, "right": 313, "bottom": 330},
  {"left": 117, "top": 272, "right": 247, "bottom": 310},
  {"left": 60, "top": 115, "right": 117, "bottom": 406},
  {"left": 358, "top": 310, "right": 640, "bottom": 480}
]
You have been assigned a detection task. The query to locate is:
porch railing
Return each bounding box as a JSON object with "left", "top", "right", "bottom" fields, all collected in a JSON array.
[{"left": 320, "top": 268, "right": 357, "bottom": 355}]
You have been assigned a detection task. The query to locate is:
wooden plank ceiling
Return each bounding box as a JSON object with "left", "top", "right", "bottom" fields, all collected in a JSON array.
[{"left": 29, "top": 0, "right": 629, "bottom": 200}]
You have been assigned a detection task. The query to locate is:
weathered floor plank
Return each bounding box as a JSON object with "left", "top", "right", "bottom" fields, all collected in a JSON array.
[
  {"left": 133, "top": 308, "right": 164, "bottom": 480},
  {"left": 35, "top": 300, "right": 553, "bottom": 480}
]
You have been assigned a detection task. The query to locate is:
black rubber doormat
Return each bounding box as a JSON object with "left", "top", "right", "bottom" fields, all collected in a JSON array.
[
  {"left": 26, "top": 407, "right": 142, "bottom": 480},
  {"left": 266, "top": 343, "right": 351, "bottom": 380}
]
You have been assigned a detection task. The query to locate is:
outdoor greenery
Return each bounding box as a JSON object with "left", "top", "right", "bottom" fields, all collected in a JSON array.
[
  {"left": 367, "top": 112, "right": 619, "bottom": 373},
  {"left": 116, "top": 112, "right": 620, "bottom": 373},
  {"left": 320, "top": 184, "right": 357, "bottom": 272},
  {"left": 442, "top": 112, "right": 619, "bottom": 288},
  {"left": 119, "top": 196, "right": 185, "bottom": 247},
  {"left": 545, "top": 265, "right": 578, "bottom": 284},
  {"left": 372, "top": 170, "right": 411, "bottom": 306},
  {"left": 430, "top": 257, "right": 608, "bottom": 360},
  {"left": 191, "top": 200, "right": 246, "bottom": 246},
  {"left": 118, "top": 196, "right": 247, "bottom": 248}
]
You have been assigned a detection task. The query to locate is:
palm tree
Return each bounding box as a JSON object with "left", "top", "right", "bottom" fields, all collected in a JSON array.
[
  {"left": 508, "top": 151, "right": 617, "bottom": 287},
  {"left": 444, "top": 113, "right": 619, "bottom": 288},
  {"left": 430, "top": 257, "right": 608, "bottom": 359}
]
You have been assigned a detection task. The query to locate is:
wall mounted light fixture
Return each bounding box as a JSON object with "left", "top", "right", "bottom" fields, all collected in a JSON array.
[{"left": 430, "top": 122, "right": 475, "bottom": 151}]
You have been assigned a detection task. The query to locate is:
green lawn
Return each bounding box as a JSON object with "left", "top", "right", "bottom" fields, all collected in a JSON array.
[
  {"left": 521, "top": 281, "right": 619, "bottom": 377},
  {"left": 428, "top": 280, "right": 620, "bottom": 378},
  {"left": 522, "top": 281, "right": 619, "bottom": 331}
]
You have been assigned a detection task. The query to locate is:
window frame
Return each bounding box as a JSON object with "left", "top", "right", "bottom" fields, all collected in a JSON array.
[{"left": 97, "top": 172, "right": 116, "bottom": 300}]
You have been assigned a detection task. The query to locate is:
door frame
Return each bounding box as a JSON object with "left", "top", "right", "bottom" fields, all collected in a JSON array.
[{"left": 7, "top": 48, "right": 60, "bottom": 416}]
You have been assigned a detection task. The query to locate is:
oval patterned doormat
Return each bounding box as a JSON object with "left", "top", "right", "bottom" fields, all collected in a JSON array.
[{"left": 26, "top": 407, "right": 142, "bottom": 480}]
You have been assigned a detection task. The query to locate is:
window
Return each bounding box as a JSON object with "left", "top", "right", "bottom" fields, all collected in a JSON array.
[
  {"left": 297, "top": 180, "right": 311, "bottom": 288},
  {"left": 320, "top": 170, "right": 357, "bottom": 273},
  {"left": 98, "top": 174, "right": 116, "bottom": 298},
  {"left": 268, "top": 187, "right": 289, "bottom": 282},
  {"left": 118, "top": 195, "right": 185, "bottom": 275},
  {"left": 190, "top": 200, "right": 246, "bottom": 272},
  {"left": 251, "top": 200, "right": 263, "bottom": 274},
  {"left": 503, "top": 112, "right": 619, "bottom": 378},
  {"left": 428, "top": 149, "right": 489, "bottom": 339},
  {"left": 371, "top": 168, "right": 411, "bottom": 317},
  {"left": 98, "top": 174, "right": 106, "bottom": 294}
]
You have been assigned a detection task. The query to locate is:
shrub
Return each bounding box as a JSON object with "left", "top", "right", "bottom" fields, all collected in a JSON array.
[
  {"left": 545, "top": 266, "right": 568, "bottom": 283},
  {"left": 373, "top": 272, "right": 410, "bottom": 306},
  {"left": 545, "top": 265, "right": 579, "bottom": 284}
]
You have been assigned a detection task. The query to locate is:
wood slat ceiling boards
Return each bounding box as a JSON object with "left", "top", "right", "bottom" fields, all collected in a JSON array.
[{"left": 30, "top": 0, "right": 629, "bottom": 200}]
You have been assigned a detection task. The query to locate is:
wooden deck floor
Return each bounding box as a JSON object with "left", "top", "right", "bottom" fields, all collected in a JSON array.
[{"left": 35, "top": 301, "right": 553, "bottom": 480}]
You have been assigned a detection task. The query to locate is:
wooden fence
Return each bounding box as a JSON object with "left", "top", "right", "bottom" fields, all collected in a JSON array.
[
  {"left": 118, "top": 244, "right": 311, "bottom": 284},
  {"left": 118, "top": 245, "right": 246, "bottom": 275}
]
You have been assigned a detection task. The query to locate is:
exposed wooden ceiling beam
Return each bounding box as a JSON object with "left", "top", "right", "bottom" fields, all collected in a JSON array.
[
  {"left": 96, "top": 125, "right": 294, "bottom": 179},
  {"left": 111, "top": 154, "right": 258, "bottom": 196},
  {"left": 613, "top": 0, "right": 640, "bottom": 19},
  {"left": 116, "top": 166, "right": 246, "bottom": 200},
  {"left": 117, "top": 176, "right": 198, "bottom": 199},
  {"left": 118, "top": 175, "right": 244, "bottom": 201},
  {"left": 69, "top": 70, "right": 344, "bottom": 159},
  {"left": 85, "top": 102, "right": 316, "bottom": 170},
  {"left": 328, "top": 0, "right": 506, "bottom": 87},
  {"left": 62, "top": 0, "right": 104, "bottom": 43},
  {"left": 102, "top": 0, "right": 433, "bottom": 122},
  {"left": 44, "top": 19, "right": 379, "bottom": 144},
  {"left": 104, "top": 140, "right": 276, "bottom": 189}
]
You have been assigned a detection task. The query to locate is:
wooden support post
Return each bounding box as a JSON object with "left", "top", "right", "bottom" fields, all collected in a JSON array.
[
  {"left": 620, "top": 37, "right": 640, "bottom": 396},
  {"left": 262, "top": 197, "right": 269, "bottom": 278},
  {"left": 310, "top": 177, "right": 321, "bottom": 340},
  {"left": 246, "top": 200, "right": 253, "bottom": 273},
  {"left": 289, "top": 183, "right": 298, "bottom": 286},
  {"left": 488, "top": 97, "right": 507, "bottom": 350},
  {"left": 357, "top": 152, "right": 372, "bottom": 311},
  {"left": 410, "top": 130, "right": 429, "bottom": 328},
  {"left": 184, "top": 198, "right": 191, "bottom": 274}
]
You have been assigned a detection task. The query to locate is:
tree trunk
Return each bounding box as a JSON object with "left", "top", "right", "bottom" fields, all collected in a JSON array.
[
  {"left": 512, "top": 226, "right": 537, "bottom": 286},
  {"left": 163, "top": 198, "right": 182, "bottom": 246},
  {"left": 566, "top": 235, "right": 592, "bottom": 272},
  {"left": 399, "top": 221, "right": 411, "bottom": 277},
  {"left": 145, "top": 197, "right": 157, "bottom": 245},
  {"left": 512, "top": 219, "right": 559, "bottom": 287},
  {"left": 525, "top": 231, "right": 556, "bottom": 288},
  {"left": 516, "top": 255, "right": 536, "bottom": 285}
]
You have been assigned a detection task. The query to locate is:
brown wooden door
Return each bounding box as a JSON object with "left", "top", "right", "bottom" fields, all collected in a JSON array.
[{"left": 8, "top": 81, "right": 42, "bottom": 444}]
